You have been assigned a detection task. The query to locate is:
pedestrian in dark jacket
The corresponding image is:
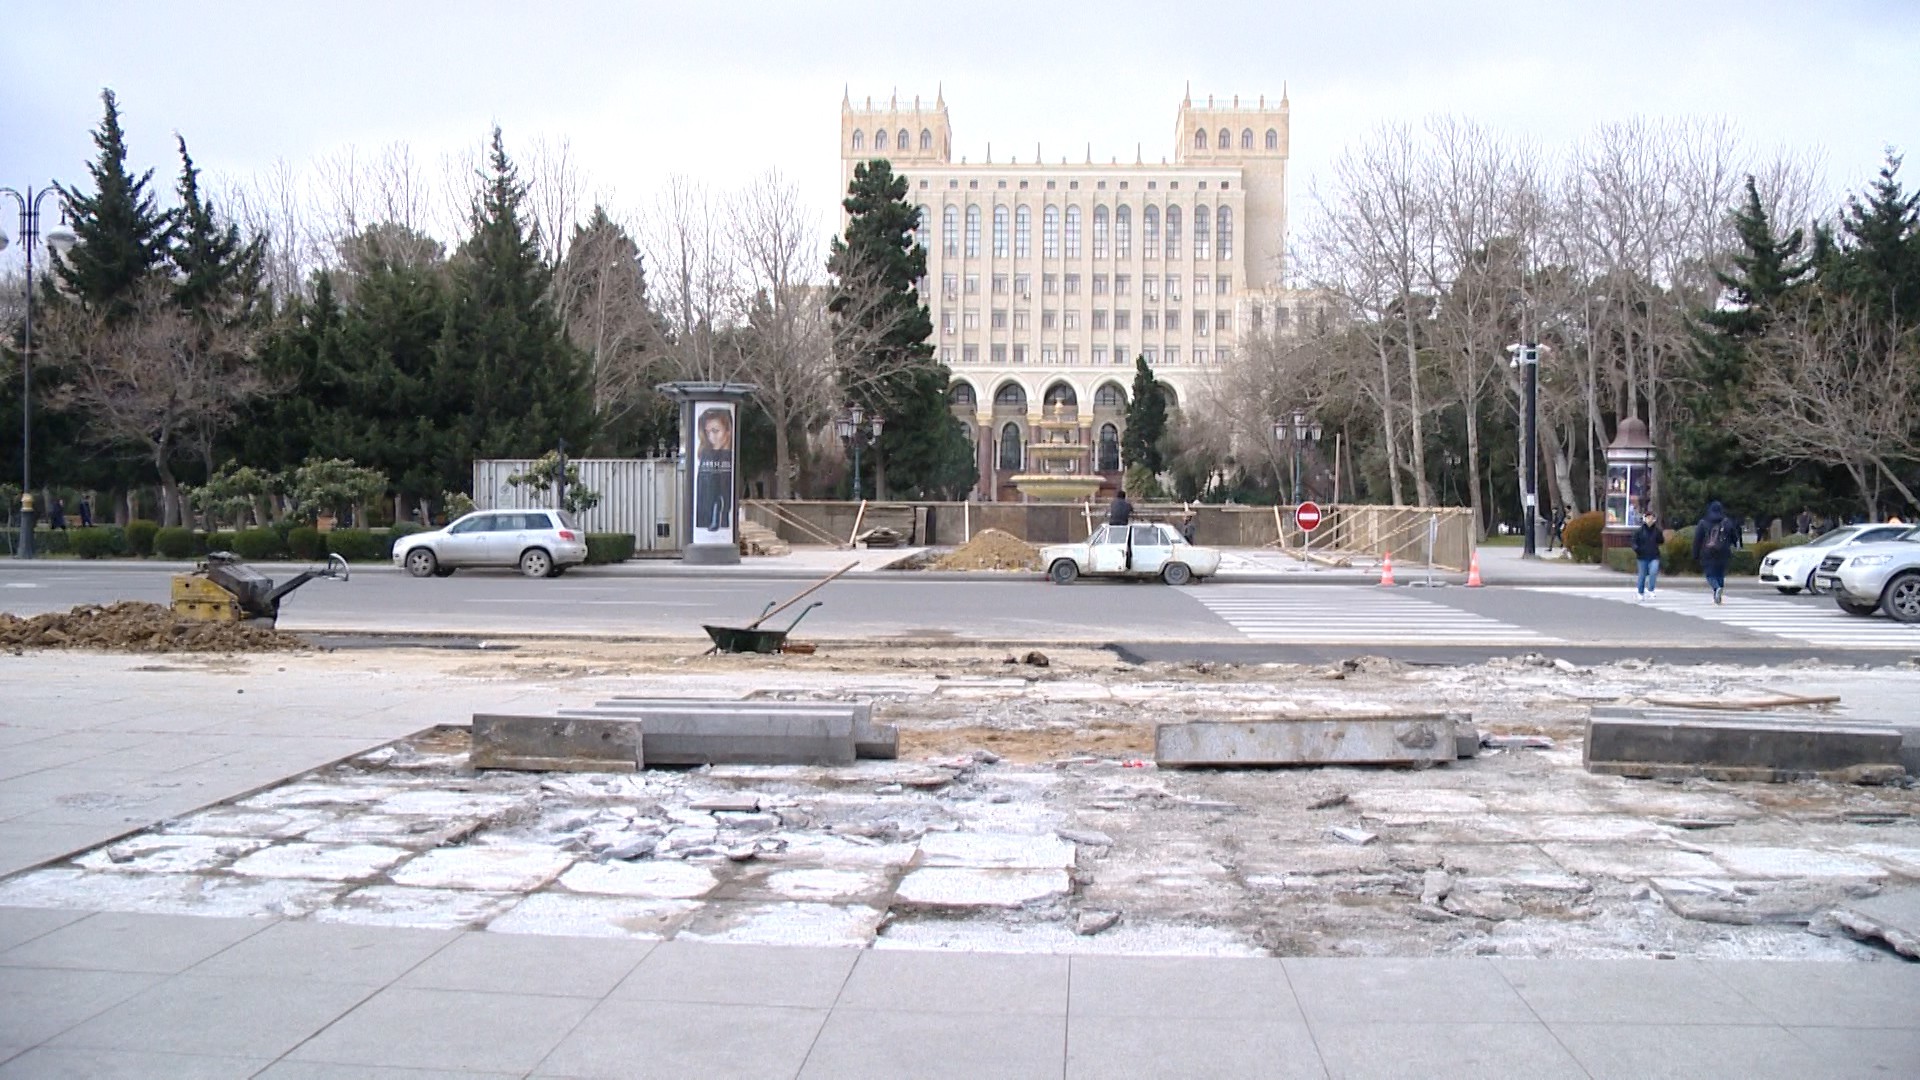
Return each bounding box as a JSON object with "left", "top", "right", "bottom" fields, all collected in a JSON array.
[
  {"left": 1106, "top": 490, "right": 1133, "bottom": 526},
  {"left": 1631, "top": 514, "right": 1663, "bottom": 600},
  {"left": 1692, "top": 500, "right": 1737, "bottom": 604}
]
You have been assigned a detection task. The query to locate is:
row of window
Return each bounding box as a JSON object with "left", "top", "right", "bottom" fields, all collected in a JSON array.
[
  {"left": 939, "top": 309, "right": 1233, "bottom": 333},
  {"left": 948, "top": 383, "right": 1129, "bottom": 410},
  {"left": 992, "top": 424, "right": 1123, "bottom": 472},
  {"left": 921, "top": 204, "right": 1234, "bottom": 260},
  {"left": 938, "top": 272, "right": 1235, "bottom": 299},
  {"left": 852, "top": 128, "right": 935, "bottom": 152},
  {"left": 940, "top": 344, "right": 1231, "bottom": 366},
  {"left": 926, "top": 178, "right": 1226, "bottom": 193},
  {"left": 1195, "top": 127, "right": 1281, "bottom": 151}
]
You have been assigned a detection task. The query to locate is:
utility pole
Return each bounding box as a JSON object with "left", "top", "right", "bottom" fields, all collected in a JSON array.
[{"left": 1509, "top": 343, "right": 1542, "bottom": 558}]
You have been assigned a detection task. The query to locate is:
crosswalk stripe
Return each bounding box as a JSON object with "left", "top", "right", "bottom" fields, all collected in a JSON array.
[
  {"left": 1191, "top": 586, "right": 1555, "bottom": 644},
  {"left": 1541, "top": 587, "right": 1920, "bottom": 649}
]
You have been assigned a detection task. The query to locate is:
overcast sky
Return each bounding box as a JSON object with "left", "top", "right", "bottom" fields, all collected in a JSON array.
[{"left": 3, "top": 0, "right": 1915, "bottom": 267}]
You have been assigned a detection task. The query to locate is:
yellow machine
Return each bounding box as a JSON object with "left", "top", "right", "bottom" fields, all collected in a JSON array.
[{"left": 170, "top": 553, "right": 350, "bottom": 625}]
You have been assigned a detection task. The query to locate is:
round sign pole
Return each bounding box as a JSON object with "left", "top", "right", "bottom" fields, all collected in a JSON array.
[{"left": 1295, "top": 501, "right": 1323, "bottom": 571}]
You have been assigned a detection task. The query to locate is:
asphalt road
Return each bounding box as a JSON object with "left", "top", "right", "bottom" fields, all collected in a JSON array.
[{"left": 6, "top": 562, "right": 1920, "bottom": 662}]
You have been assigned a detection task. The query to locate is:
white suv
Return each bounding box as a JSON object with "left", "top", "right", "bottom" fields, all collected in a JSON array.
[{"left": 392, "top": 510, "right": 589, "bottom": 579}]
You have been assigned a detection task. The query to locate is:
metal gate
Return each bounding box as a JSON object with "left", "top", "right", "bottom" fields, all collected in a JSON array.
[{"left": 472, "top": 458, "right": 683, "bottom": 551}]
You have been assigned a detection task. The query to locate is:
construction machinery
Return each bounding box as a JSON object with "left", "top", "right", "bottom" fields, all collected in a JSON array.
[{"left": 171, "top": 552, "right": 349, "bottom": 625}]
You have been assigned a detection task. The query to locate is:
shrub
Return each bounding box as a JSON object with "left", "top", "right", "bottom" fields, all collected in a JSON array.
[
  {"left": 1603, "top": 547, "right": 1635, "bottom": 574},
  {"left": 369, "top": 523, "right": 426, "bottom": 561},
  {"left": 1662, "top": 526, "right": 1697, "bottom": 575},
  {"left": 231, "top": 528, "right": 285, "bottom": 560},
  {"left": 287, "top": 525, "right": 324, "bottom": 560},
  {"left": 585, "top": 533, "right": 637, "bottom": 565},
  {"left": 154, "top": 526, "right": 196, "bottom": 559},
  {"left": 324, "top": 529, "right": 379, "bottom": 562},
  {"left": 124, "top": 519, "right": 159, "bottom": 557},
  {"left": 1562, "top": 510, "right": 1606, "bottom": 564},
  {"left": 67, "top": 527, "right": 124, "bottom": 559},
  {"left": 206, "top": 531, "right": 236, "bottom": 555}
]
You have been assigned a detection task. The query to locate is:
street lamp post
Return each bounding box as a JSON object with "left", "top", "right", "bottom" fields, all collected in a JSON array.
[
  {"left": 1, "top": 185, "right": 78, "bottom": 559},
  {"left": 1508, "top": 343, "right": 1543, "bottom": 558},
  {"left": 1273, "top": 408, "right": 1323, "bottom": 506},
  {"left": 833, "top": 405, "right": 885, "bottom": 499}
]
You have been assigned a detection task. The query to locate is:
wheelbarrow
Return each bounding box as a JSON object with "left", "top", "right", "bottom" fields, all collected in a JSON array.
[{"left": 703, "top": 602, "right": 821, "bottom": 654}]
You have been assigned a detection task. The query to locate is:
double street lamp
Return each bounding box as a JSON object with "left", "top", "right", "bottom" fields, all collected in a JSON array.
[
  {"left": 1273, "top": 408, "right": 1322, "bottom": 506},
  {"left": 833, "top": 404, "right": 885, "bottom": 500},
  {"left": 1, "top": 185, "right": 78, "bottom": 559},
  {"left": 1508, "top": 342, "right": 1544, "bottom": 558}
]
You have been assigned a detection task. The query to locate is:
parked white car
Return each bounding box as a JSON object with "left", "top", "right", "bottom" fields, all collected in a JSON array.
[
  {"left": 393, "top": 509, "right": 589, "bottom": 579},
  {"left": 1040, "top": 523, "right": 1222, "bottom": 585},
  {"left": 1814, "top": 527, "right": 1920, "bottom": 622},
  {"left": 1758, "top": 524, "right": 1912, "bottom": 594}
]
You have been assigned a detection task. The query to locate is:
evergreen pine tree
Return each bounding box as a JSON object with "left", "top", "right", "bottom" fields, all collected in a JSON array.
[
  {"left": 1123, "top": 355, "right": 1168, "bottom": 475},
  {"left": 1826, "top": 152, "right": 1920, "bottom": 322},
  {"left": 437, "top": 128, "right": 594, "bottom": 492},
  {"left": 827, "top": 159, "right": 974, "bottom": 497},
  {"left": 170, "top": 136, "right": 264, "bottom": 321},
  {"left": 53, "top": 89, "right": 171, "bottom": 317}
]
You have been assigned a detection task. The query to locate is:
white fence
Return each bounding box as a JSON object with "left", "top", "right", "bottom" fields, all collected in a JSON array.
[{"left": 472, "top": 458, "right": 683, "bottom": 552}]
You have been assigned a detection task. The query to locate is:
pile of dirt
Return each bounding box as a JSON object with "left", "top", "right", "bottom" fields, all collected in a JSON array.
[
  {"left": 929, "top": 529, "right": 1041, "bottom": 572},
  {"left": 0, "top": 602, "right": 307, "bottom": 653}
]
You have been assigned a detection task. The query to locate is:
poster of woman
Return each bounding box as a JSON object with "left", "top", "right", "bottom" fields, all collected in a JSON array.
[{"left": 692, "top": 403, "right": 736, "bottom": 545}]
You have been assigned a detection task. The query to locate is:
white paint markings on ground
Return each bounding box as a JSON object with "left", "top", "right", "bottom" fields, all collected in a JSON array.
[
  {"left": 1543, "top": 586, "right": 1920, "bottom": 649},
  {"left": 1191, "top": 585, "right": 1556, "bottom": 644}
]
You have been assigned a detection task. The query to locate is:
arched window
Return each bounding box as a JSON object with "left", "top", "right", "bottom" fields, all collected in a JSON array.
[
  {"left": 1216, "top": 206, "right": 1233, "bottom": 260},
  {"left": 1043, "top": 206, "right": 1060, "bottom": 258},
  {"left": 1098, "top": 423, "right": 1121, "bottom": 471},
  {"left": 1241, "top": 128, "right": 1254, "bottom": 149},
  {"left": 1217, "top": 128, "right": 1231, "bottom": 149},
  {"left": 897, "top": 129, "right": 910, "bottom": 151},
  {"left": 949, "top": 383, "right": 977, "bottom": 409},
  {"left": 1193, "top": 129, "right": 1207, "bottom": 150},
  {"left": 1092, "top": 205, "right": 1109, "bottom": 258},
  {"left": 994, "top": 382, "right": 1027, "bottom": 409},
  {"left": 1015, "top": 206, "right": 1032, "bottom": 257},
  {"left": 875, "top": 129, "right": 889, "bottom": 151},
  {"left": 920, "top": 128, "right": 933, "bottom": 150},
  {"left": 1094, "top": 383, "right": 1126, "bottom": 409},
  {"left": 1115, "top": 205, "right": 1131, "bottom": 258},
  {"left": 852, "top": 130, "right": 865, "bottom": 151},
  {"left": 915, "top": 204, "right": 932, "bottom": 252},
  {"left": 1143, "top": 205, "right": 1160, "bottom": 257},
  {"left": 1164, "top": 205, "right": 1182, "bottom": 259},
  {"left": 1265, "top": 128, "right": 1278, "bottom": 151},
  {"left": 998, "top": 423, "right": 1023, "bottom": 471},
  {"left": 965, "top": 205, "right": 981, "bottom": 258},
  {"left": 1064, "top": 206, "right": 1081, "bottom": 258},
  {"left": 992, "top": 205, "right": 1009, "bottom": 257},
  {"left": 942, "top": 205, "right": 959, "bottom": 257},
  {"left": 1043, "top": 382, "right": 1077, "bottom": 413},
  {"left": 1193, "top": 205, "right": 1211, "bottom": 260}
]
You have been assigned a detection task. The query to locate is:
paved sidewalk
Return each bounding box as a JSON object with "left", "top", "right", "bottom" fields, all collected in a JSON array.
[{"left": 2, "top": 914, "right": 1914, "bottom": 1079}]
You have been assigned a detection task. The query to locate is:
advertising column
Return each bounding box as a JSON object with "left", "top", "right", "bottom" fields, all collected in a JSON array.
[{"left": 657, "top": 381, "right": 757, "bottom": 565}]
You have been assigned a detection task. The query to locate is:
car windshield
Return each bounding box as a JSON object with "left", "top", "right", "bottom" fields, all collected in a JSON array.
[
  {"left": 1805, "top": 528, "right": 1858, "bottom": 548},
  {"left": 1901, "top": 527, "right": 1920, "bottom": 543}
]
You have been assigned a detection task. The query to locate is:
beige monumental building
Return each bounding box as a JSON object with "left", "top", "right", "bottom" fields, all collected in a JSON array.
[{"left": 840, "top": 86, "right": 1301, "bottom": 500}]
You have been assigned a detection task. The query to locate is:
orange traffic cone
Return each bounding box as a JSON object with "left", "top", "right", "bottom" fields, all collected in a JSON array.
[
  {"left": 1379, "top": 551, "right": 1396, "bottom": 587},
  {"left": 1466, "top": 551, "right": 1484, "bottom": 587}
]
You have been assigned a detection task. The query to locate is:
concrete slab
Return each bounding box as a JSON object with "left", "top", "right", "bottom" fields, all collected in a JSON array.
[
  {"left": 558, "top": 861, "right": 720, "bottom": 900},
  {"left": 1156, "top": 714, "right": 1460, "bottom": 767},
  {"left": 1832, "top": 889, "right": 1920, "bottom": 958},
  {"left": 388, "top": 845, "right": 576, "bottom": 892},
  {"left": 918, "top": 831, "right": 1076, "bottom": 870},
  {"left": 592, "top": 709, "right": 857, "bottom": 767},
  {"left": 311, "top": 885, "right": 521, "bottom": 930},
  {"left": 227, "top": 842, "right": 411, "bottom": 882},
  {"left": 1585, "top": 708, "right": 1905, "bottom": 782},
  {"left": 470, "top": 714, "right": 642, "bottom": 773},
  {"left": 893, "top": 867, "right": 1072, "bottom": 908}
]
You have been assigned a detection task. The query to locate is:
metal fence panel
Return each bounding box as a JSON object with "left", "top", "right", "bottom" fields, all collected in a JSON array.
[{"left": 472, "top": 458, "right": 682, "bottom": 551}]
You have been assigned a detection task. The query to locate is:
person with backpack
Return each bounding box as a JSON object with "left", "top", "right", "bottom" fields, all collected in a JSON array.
[
  {"left": 1632, "top": 512, "right": 1664, "bottom": 601},
  {"left": 1692, "top": 500, "right": 1737, "bottom": 605}
]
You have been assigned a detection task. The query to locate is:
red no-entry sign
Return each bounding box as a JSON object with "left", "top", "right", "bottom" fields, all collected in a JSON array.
[{"left": 1295, "top": 501, "right": 1323, "bottom": 532}]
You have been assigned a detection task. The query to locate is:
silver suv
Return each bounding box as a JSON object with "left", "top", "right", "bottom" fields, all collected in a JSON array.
[
  {"left": 392, "top": 509, "right": 589, "bottom": 579},
  {"left": 1814, "top": 526, "right": 1920, "bottom": 622}
]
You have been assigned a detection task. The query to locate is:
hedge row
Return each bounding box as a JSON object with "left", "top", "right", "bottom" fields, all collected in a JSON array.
[
  {"left": 46, "top": 521, "right": 427, "bottom": 562},
  {"left": 585, "top": 533, "right": 637, "bottom": 565}
]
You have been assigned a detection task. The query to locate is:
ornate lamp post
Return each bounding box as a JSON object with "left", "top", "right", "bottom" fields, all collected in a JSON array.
[
  {"left": 1273, "top": 408, "right": 1322, "bottom": 505},
  {"left": 1507, "top": 342, "right": 1543, "bottom": 558},
  {"left": 1, "top": 186, "right": 78, "bottom": 559},
  {"left": 834, "top": 405, "right": 885, "bottom": 499}
]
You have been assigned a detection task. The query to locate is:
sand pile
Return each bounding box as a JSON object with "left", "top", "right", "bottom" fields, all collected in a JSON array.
[
  {"left": 0, "top": 602, "right": 307, "bottom": 653},
  {"left": 930, "top": 528, "right": 1041, "bottom": 572}
]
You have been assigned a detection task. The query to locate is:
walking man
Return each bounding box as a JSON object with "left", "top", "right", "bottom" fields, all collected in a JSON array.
[
  {"left": 1632, "top": 512, "right": 1663, "bottom": 601},
  {"left": 1693, "top": 500, "right": 1737, "bottom": 605}
]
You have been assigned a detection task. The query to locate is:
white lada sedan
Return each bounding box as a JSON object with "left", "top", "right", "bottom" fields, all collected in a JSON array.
[{"left": 1039, "top": 522, "right": 1222, "bottom": 586}]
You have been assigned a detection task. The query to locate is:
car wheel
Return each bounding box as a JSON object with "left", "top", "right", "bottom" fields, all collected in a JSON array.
[
  {"left": 1837, "top": 598, "right": 1879, "bottom": 617},
  {"left": 1882, "top": 572, "right": 1920, "bottom": 624},
  {"left": 1805, "top": 569, "right": 1825, "bottom": 595},
  {"left": 403, "top": 548, "right": 438, "bottom": 578},
  {"left": 1048, "top": 559, "right": 1080, "bottom": 585},
  {"left": 519, "top": 548, "right": 554, "bottom": 579},
  {"left": 1161, "top": 562, "right": 1193, "bottom": 586},
  {"left": 1776, "top": 587, "right": 1800, "bottom": 595}
]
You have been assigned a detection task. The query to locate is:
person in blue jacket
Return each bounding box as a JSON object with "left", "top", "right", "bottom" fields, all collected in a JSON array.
[{"left": 1692, "top": 501, "right": 1737, "bottom": 605}]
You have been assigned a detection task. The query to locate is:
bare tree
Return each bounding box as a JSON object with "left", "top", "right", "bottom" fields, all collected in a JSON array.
[
  {"left": 1733, "top": 297, "right": 1920, "bottom": 516},
  {"left": 642, "top": 175, "right": 745, "bottom": 384},
  {"left": 553, "top": 206, "right": 665, "bottom": 446},
  {"left": 44, "top": 280, "right": 264, "bottom": 525}
]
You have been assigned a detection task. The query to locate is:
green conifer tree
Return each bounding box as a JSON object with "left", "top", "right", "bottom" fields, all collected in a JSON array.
[
  {"left": 52, "top": 89, "right": 171, "bottom": 317},
  {"left": 1123, "top": 355, "right": 1168, "bottom": 475},
  {"left": 170, "top": 136, "right": 264, "bottom": 321}
]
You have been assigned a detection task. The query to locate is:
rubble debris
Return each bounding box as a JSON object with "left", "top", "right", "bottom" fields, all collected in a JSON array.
[
  {"left": 0, "top": 601, "right": 307, "bottom": 653},
  {"left": 1307, "top": 793, "right": 1350, "bottom": 811},
  {"left": 1329, "top": 827, "right": 1378, "bottom": 845},
  {"left": 1586, "top": 707, "right": 1906, "bottom": 783},
  {"left": 1006, "top": 650, "right": 1051, "bottom": 668},
  {"left": 1056, "top": 828, "right": 1115, "bottom": 847},
  {"left": 1482, "top": 735, "right": 1555, "bottom": 750},
  {"left": 1645, "top": 693, "right": 1842, "bottom": 711},
  {"left": 1832, "top": 890, "right": 1920, "bottom": 960},
  {"left": 1075, "top": 910, "right": 1121, "bottom": 936},
  {"left": 928, "top": 528, "right": 1040, "bottom": 572},
  {"left": 1157, "top": 714, "right": 1464, "bottom": 767},
  {"left": 739, "top": 520, "right": 792, "bottom": 557}
]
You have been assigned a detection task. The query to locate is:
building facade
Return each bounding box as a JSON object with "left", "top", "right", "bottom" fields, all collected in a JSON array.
[{"left": 840, "top": 87, "right": 1302, "bottom": 499}]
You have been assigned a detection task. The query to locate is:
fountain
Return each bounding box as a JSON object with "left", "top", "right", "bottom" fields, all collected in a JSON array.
[{"left": 1011, "top": 402, "right": 1104, "bottom": 501}]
